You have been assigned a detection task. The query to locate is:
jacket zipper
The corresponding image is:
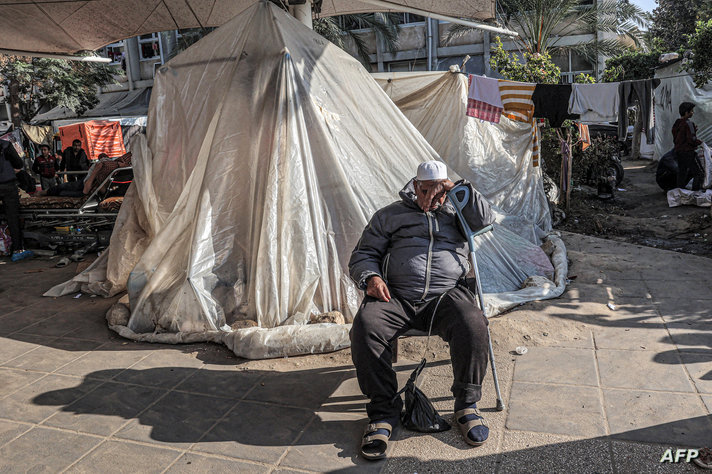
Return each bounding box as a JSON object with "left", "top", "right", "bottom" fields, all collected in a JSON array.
[{"left": 421, "top": 212, "right": 434, "bottom": 301}]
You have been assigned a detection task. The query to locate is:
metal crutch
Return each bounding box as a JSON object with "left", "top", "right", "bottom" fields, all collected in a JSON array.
[{"left": 447, "top": 184, "right": 505, "bottom": 411}]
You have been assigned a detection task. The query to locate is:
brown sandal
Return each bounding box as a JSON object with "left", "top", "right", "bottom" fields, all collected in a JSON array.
[
  {"left": 360, "top": 421, "right": 393, "bottom": 460},
  {"left": 454, "top": 408, "right": 488, "bottom": 446}
]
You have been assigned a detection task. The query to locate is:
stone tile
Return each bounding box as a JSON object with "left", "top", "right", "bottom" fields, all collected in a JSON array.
[
  {"left": 384, "top": 425, "right": 501, "bottom": 474},
  {"left": 611, "top": 441, "right": 699, "bottom": 473},
  {"left": 597, "top": 349, "right": 695, "bottom": 392},
  {"left": 666, "top": 322, "right": 712, "bottom": 351},
  {"left": 655, "top": 298, "right": 712, "bottom": 325},
  {"left": 512, "top": 347, "right": 598, "bottom": 386},
  {"left": 604, "top": 389, "right": 712, "bottom": 445},
  {"left": 0, "top": 307, "right": 60, "bottom": 335},
  {"left": 115, "top": 391, "right": 235, "bottom": 447},
  {"left": 0, "top": 374, "right": 101, "bottom": 423},
  {"left": 0, "top": 367, "right": 46, "bottom": 399},
  {"left": 167, "top": 453, "right": 269, "bottom": 473},
  {"left": 112, "top": 352, "right": 204, "bottom": 388},
  {"left": 280, "top": 411, "right": 379, "bottom": 473},
  {"left": 0, "top": 420, "right": 30, "bottom": 448},
  {"left": 0, "top": 427, "right": 101, "bottom": 472},
  {"left": 174, "top": 367, "right": 264, "bottom": 400},
  {"left": 42, "top": 382, "right": 167, "bottom": 436},
  {"left": 66, "top": 440, "right": 181, "bottom": 473},
  {"left": 15, "top": 310, "right": 87, "bottom": 337},
  {"left": 506, "top": 382, "right": 606, "bottom": 437},
  {"left": 0, "top": 335, "right": 45, "bottom": 365},
  {"left": 703, "top": 396, "right": 712, "bottom": 413},
  {"left": 646, "top": 279, "right": 712, "bottom": 301},
  {"left": 194, "top": 400, "right": 314, "bottom": 464},
  {"left": 55, "top": 341, "right": 155, "bottom": 379},
  {"left": 3, "top": 338, "right": 102, "bottom": 373},
  {"left": 499, "top": 431, "right": 613, "bottom": 474},
  {"left": 678, "top": 352, "right": 712, "bottom": 394},
  {"left": 244, "top": 366, "right": 347, "bottom": 409},
  {"left": 593, "top": 323, "right": 672, "bottom": 351}
]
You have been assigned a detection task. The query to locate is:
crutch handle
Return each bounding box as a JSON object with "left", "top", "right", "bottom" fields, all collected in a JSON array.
[
  {"left": 447, "top": 185, "right": 470, "bottom": 212},
  {"left": 472, "top": 224, "right": 493, "bottom": 238}
]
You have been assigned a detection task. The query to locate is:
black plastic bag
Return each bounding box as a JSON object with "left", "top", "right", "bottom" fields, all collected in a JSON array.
[{"left": 396, "top": 358, "right": 451, "bottom": 433}]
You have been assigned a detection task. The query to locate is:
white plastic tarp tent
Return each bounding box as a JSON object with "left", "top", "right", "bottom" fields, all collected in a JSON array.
[
  {"left": 47, "top": 2, "right": 566, "bottom": 359},
  {"left": 372, "top": 71, "right": 552, "bottom": 243},
  {"left": 655, "top": 62, "right": 712, "bottom": 160}
]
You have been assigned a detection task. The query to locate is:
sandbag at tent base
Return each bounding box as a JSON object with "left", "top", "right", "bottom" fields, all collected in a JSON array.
[{"left": 107, "top": 319, "right": 352, "bottom": 360}]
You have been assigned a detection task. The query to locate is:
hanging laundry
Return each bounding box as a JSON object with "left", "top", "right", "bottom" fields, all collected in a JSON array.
[
  {"left": 532, "top": 120, "right": 542, "bottom": 167},
  {"left": 577, "top": 123, "right": 591, "bottom": 151},
  {"left": 498, "top": 80, "right": 536, "bottom": 122},
  {"left": 467, "top": 75, "right": 503, "bottom": 123},
  {"left": 568, "top": 83, "right": 619, "bottom": 123},
  {"left": 532, "top": 84, "right": 579, "bottom": 128},
  {"left": 617, "top": 79, "right": 661, "bottom": 145}
]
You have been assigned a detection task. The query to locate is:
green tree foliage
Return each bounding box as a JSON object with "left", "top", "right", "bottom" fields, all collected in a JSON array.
[
  {"left": 489, "top": 36, "right": 561, "bottom": 84},
  {"left": 686, "top": 20, "right": 712, "bottom": 87},
  {"left": 650, "top": 0, "right": 712, "bottom": 52},
  {"left": 0, "top": 55, "right": 119, "bottom": 125},
  {"left": 600, "top": 42, "right": 664, "bottom": 82}
]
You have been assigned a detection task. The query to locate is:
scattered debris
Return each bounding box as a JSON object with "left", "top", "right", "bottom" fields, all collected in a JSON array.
[
  {"left": 515, "top": 346, "right": 528, "bottom": 355},
  {"left": 607, "top": 302, "right": 617, "bottom": 311},
  {"left": 230, "top": 320, "right": 258, "bottom": 330},
  {"left": 309, "top": 311, "right": 346, "bottom": 325},
  {"left": 73, "top": 293, "right": 82, "bottom": 299}
]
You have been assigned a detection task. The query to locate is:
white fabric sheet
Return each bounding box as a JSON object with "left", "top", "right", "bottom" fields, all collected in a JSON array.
[{"left": 655, "top": 63, "right": 712, "bottom": 160}]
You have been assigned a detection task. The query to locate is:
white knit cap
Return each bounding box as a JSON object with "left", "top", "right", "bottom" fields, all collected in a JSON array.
[{"left": 416, "top": 161, "right": 448, "bottom": 181}]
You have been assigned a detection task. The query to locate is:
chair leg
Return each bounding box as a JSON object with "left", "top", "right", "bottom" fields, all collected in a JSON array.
[{"left": 390, "top": 338, "right": 399, "bottom": 363}]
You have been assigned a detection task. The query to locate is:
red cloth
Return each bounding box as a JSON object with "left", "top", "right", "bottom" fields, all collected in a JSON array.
[{"left": 466, "top": 99, "right": 502, "bottom": 123}]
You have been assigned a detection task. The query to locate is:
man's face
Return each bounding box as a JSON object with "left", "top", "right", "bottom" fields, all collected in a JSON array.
[
  {"left": 415, "top": 179, "right": 447, "bottom": 212},
  {"left": 72, "top": 142, "right": 81, "bottom": 152},
  {"left": 40, "top": 147, "right": 50, "bottom": 156}
]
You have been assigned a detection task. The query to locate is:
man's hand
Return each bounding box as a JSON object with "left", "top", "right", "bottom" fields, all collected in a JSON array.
[
  {"left": 366, "top": 275, "right": 391, "bottom": 302},
  {"left": 418, "top": 179, "right": 456, "bottom": 212}
]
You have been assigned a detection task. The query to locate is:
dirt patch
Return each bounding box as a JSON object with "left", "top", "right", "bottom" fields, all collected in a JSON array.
[{"left": 557, "top": 159, "right": 712, "bottom": 258}]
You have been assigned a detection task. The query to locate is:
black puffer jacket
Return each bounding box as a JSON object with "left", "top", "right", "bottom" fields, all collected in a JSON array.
[{"left": 349, "top": 179, "right": 494, "bottom": 303}]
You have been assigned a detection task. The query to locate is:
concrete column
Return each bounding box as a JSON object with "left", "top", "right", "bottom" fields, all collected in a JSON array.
[
  {"left": 290, "top": 2, "right": 313, "bottom": 29},
  {"left": 483, "top": 31, "right": 491, "bottom": 76},
  {"left": 125, "top": 37, "right": 141, "bottom": 85}
]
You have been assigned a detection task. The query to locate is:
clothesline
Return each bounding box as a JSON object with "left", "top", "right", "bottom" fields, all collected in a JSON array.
[{"left": 456, "top": 70, "right": 695, "bottom": 86}]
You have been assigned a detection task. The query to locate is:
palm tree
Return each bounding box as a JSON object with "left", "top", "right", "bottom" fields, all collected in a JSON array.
[
  {"left": 313, "top": 13, "right": 401, "bottom": 70},
  {"left": 446, "top": 0, "right": 648, "bottom": 65}
]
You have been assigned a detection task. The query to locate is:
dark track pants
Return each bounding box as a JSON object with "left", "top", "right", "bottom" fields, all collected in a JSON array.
[
  {"left": 676, "top": 151, "right": 703, "bottom": 191},
  {"left": 350, "top": 284, "right": 489, "bottom": 421},
  {"left": 0, "top": 181, "right": 23, "bottom": 252}
]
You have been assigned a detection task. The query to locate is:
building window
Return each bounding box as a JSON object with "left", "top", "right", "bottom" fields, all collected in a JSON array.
[
  {"left": 387, "top": 60, "right": 427, "bottom": 72},
  {"left": 101, "top": 41, "right": 125, "bottom": 66},
  {"left": 391, "top": 13, "right": 425, "bottom": 25},
  {"left": 138, "top": 33, "right": 161, "bottom": 61}
]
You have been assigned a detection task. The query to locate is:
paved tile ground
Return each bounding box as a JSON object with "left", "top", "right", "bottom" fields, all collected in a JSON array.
[{"left": 0, "top": 231, "right": 711, "bottom": 473}]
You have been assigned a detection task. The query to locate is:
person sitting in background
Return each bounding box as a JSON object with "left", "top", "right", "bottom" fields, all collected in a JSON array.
[
  {"left": 38, "top": 152, "right": 131, "bottom": 197},
  {"left": 673, "top": 102, "right": 703, "bottom": 190},
  {"left": 32, "top": 144, "right": 60, "bottom": 190},
  {"left": 60, "top": 139, "right": 90, "bottom": 182}
]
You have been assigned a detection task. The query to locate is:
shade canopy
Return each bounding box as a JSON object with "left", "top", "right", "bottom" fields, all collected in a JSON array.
[{"left": 0, "top": 0, "right": 494, "bottom": 55}]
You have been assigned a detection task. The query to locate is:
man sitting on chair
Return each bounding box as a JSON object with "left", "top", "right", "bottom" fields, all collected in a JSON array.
[{"left": 349, "top": 161, "right": 495, "bottom": 460}]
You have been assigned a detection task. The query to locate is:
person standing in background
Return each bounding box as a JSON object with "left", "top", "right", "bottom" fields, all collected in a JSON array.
[{"left": 673, "top": 102, "right": 703, "bottom": 190}]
